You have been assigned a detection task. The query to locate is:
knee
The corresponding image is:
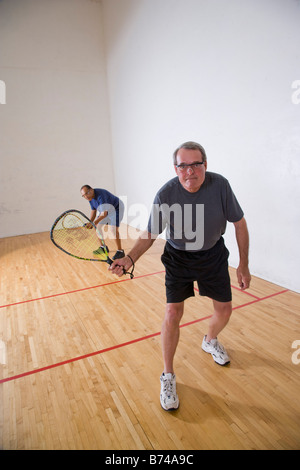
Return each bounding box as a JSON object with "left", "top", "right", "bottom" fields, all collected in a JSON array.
[
  {"left": 164, "top": 303, "right": 184, "bottom": 327},
  {"left": 214, "top": 301, "right": 232, "bottom": 320}
]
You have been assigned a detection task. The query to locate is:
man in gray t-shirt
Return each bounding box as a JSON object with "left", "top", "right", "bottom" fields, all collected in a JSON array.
[
  {"left": 110, "top": 142, "right": 251, "bottom": 411},
  {"left": 148, "top": 171, "right": 244, "bottom": 252}
]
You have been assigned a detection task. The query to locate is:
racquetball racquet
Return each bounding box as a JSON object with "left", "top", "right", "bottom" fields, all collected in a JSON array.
[{"left": 50, "top": 209, "right": 134, "bottom": 278}]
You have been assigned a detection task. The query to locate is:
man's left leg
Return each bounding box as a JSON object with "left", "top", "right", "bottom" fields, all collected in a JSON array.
[
  {"left": 207, "top": 300, "right": 232, "bottom": 341},
  {"left": 202, "top": 300, "right": 232, "bottom": 365}
]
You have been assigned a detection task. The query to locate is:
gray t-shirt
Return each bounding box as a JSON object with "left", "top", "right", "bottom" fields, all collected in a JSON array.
[{"left": 147, "top": 172, "right": 244, "bottom": 252}]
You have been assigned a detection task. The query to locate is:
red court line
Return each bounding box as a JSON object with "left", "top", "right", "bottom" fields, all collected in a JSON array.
[
  {"left": 230, "top": 284, "right": 260, "bottom": 300},
  {"left": 0, "top": 315, "right": 211, "bottom": 385},
  {"left": 0, "top": 268, "right": 272, "bottom": 310},
  {"left": 231, "top": 289, "right": 288, "bottom": 310},
  {"left": 0, "top": 331, "right": 161, "bottom": 384},
  {"left": 0, "top": 289, "right": 288, "bottom": 385},
  {"left": 0, "top": 270, "right": 166, "bottom": 310}
]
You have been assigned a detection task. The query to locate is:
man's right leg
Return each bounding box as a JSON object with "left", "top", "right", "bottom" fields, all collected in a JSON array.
[
  {"left": 160, "top": 302, "right": 184, "bottom": 411},
  {"left": 161, "top": 302, "right": 185, "bottom": 374}
]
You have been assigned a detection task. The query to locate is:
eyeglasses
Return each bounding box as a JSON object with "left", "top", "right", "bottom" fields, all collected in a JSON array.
[
  {"left": 82, "top": 189, "right": 92, "bottom": 198},
  {"left": 175, "top": 162, "right": 205, "bottom": 172}
]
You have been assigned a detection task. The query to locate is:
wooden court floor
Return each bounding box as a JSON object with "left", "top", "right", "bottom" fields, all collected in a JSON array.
[{"left": 0, "top": 227, "right": 300, "bottom": 450}]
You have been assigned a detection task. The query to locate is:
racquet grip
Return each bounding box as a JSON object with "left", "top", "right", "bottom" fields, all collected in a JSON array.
[{"left": 107, "top": 256, "right": 134, "bottom": 279}]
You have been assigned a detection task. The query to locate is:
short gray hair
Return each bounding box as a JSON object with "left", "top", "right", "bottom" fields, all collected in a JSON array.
[{"left": 173, "top": 141, "right": 207, "bottom": 165}]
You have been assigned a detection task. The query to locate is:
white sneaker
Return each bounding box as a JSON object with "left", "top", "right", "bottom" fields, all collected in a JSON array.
[
  {"left": 202, "top": 336, "right": 230, "bottom": 366},
  {"left": 160, "top": 373, "right": 180, "bottom": 411}
]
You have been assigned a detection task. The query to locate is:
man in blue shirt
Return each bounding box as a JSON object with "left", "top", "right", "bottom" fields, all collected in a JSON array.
[{"left": 80, "top": 185, "right": 125, "bottom": 260}]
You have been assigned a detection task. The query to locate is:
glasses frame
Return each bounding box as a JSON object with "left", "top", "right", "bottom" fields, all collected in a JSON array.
[
  {"left": 175, "top": 161, "right": 205, "bottom": 171},
  {"left": 81, "top": 189, "right": 92, "bottom": 198}
]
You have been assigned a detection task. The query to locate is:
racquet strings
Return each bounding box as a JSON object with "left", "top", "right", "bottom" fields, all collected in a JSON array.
[{"left": 51, "top": 211, "right": 108, "bottom": 261}]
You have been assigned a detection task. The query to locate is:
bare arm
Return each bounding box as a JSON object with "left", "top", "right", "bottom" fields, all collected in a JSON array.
[
  {"left": 90, "top": 209, "right": 97, "bottom": 223},
  {"left": 90, "top": 209, "right": 109, "bottom": 225},
  {"left": 233, "top": 217, "right": 251, "bottom": 290},
  {"left": 109, "top": 230, "right": 156, "bottom": 276},
  {"left": 94, "top": 210, "right": 108, "bottom": 225}
]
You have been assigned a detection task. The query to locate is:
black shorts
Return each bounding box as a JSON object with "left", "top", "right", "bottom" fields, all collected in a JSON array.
[{"left": 161, "top": 237, "right": 232, "bottom": 304}]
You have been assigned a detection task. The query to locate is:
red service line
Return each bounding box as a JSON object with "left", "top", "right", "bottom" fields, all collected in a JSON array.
[
  {"left": 230, "top": 284, "right": 261, "bottom": 300},
  {"left": 0, "top": 330, "right": 161, "bottom": 384},
  {"left": 0, "top": 270, "right": 166, "bottom": 310},
  {"left": 0, "top": 289, "right": 288, "bottom": 385},
  {"left": 0, "top": 268, "right": 276, "bottom": 310}
]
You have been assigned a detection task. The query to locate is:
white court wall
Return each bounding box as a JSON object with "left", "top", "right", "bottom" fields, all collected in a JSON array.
[
  {"left": 102, "top": 0, "right": 300, "bottom": 293},
  {"left": 0, "top": 0, "right": 114, "bottom": 237},
  {"left": 0, "top": 0, "right": 299, "bottom": 293}
]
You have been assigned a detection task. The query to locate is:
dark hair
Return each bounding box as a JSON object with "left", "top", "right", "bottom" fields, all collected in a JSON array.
[
  {"left": 173, "top": 141, "right": 207, "bottom": 165},
  {"left": 80, "top": 184, "right": 92, "bottom": 191}
]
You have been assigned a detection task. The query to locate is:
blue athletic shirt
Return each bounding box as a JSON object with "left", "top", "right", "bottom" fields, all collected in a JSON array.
[{"left": 89, "top": 188, "right": 120, "bottom": 214}]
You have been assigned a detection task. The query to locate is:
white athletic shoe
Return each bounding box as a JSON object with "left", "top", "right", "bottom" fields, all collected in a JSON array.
[
  {"left": 202, "top": 336, "right": 230, "bottom": 366},
  {"left": 160, "top": 373, "right": 180, "bottom": 411}
]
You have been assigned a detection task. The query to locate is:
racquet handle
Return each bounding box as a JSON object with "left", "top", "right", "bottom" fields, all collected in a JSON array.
[{"left": 107, "top": 257, "right": 134, "bottom": 279}]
